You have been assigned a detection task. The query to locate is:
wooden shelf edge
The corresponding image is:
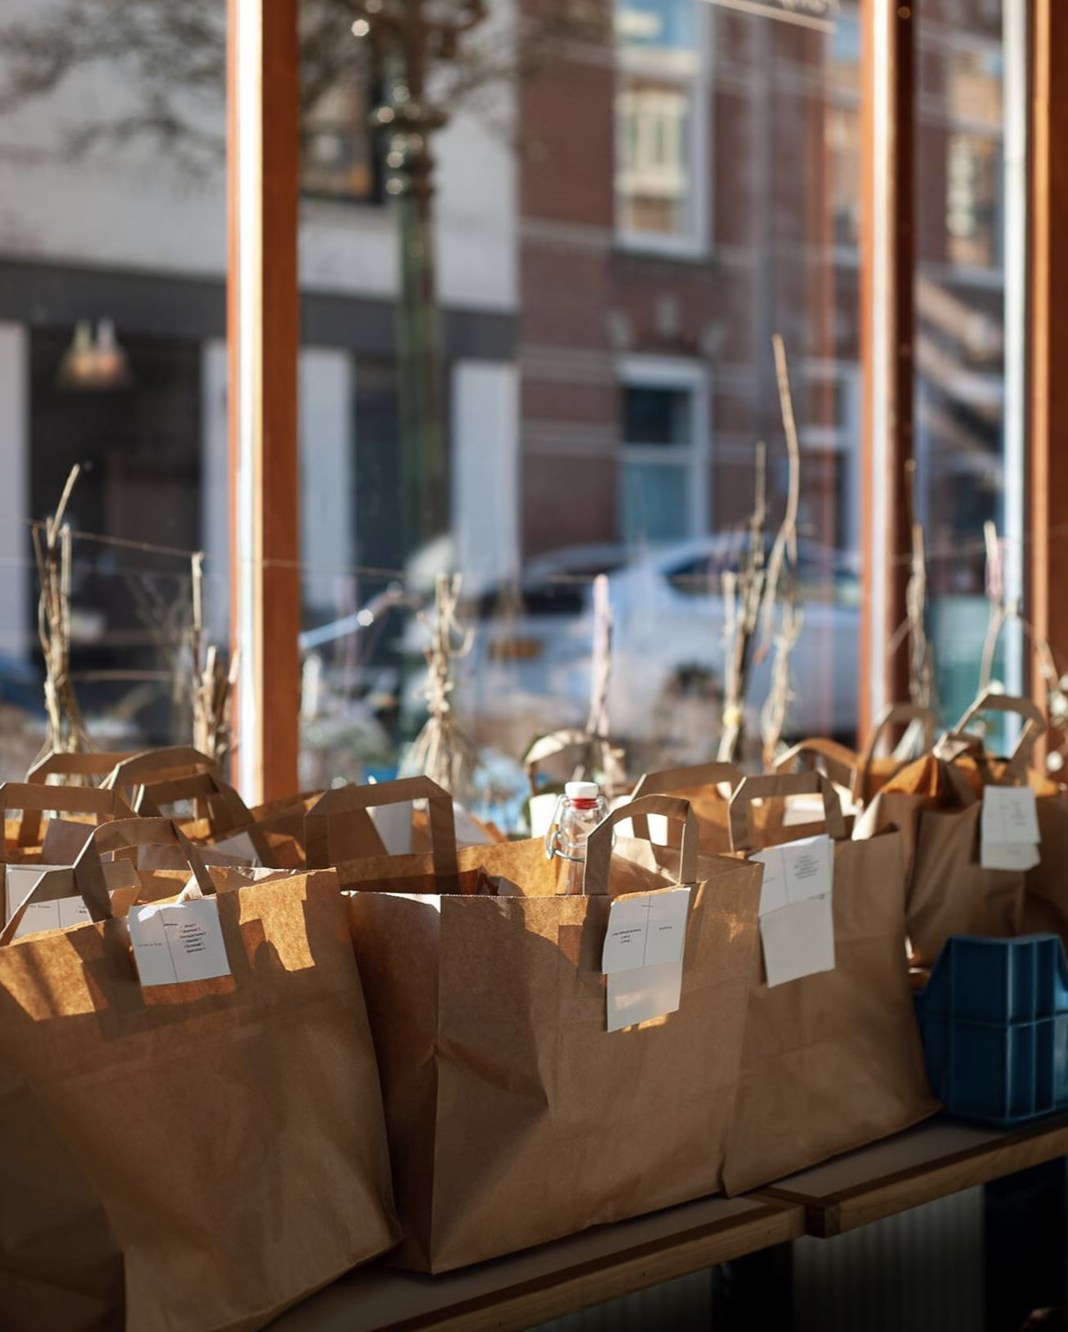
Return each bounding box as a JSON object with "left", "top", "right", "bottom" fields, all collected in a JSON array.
[
  {"left": 379, "top": 1201, "right": 805, "bottom": 1332},
  {"left": 759, "top": 1118, "right": 1068, "bottom": 1238}
]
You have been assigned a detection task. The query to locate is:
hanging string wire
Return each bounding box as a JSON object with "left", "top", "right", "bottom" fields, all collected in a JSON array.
[
  {"left": 3, "top": 505, "right": 1068, "bottom": 604},
  {"left": 3, "top": 507, "right": 1068, "bottom": 588}
]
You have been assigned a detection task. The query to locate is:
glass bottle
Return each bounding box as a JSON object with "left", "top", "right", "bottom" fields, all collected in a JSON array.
[{"left": 545, "top": 780, "right": 609, "bottom": 895}]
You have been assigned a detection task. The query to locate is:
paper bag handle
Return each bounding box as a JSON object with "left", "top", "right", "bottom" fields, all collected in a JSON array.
[
  {"left": 26, "top": 751, "right": 137, "bottom": 783},
  {"left": 852, "top": 703, "right": 938, "bottom": 802},
  {"left": 305, "top": 776, "right": 460, "bottom": 877},
  {"left": 584, "top": 794, "right": 698, "bottom": 895},
  {"left": 728, "top": 772, "right": 847, "bottom": 852},
  {"left": 103, "top": 746, "right": 221, "bottom": 792},
  {"left": 77, "top": 818, "right": 215, "bottom": 918},
  {"left": 19, "top": 751, "right": 138, "bottom": 848},
  {"left": 629, "top": 762, "right": 742, "bottom": 840},
  {"left": 950, "top": 691, "right": 1045, "bottom": 780},
  {"left": 1, "top": 817, "right": 214, "bottom": 943},
  {"left": 773, "top": 738, "right": 857, "bottom": 790},
  {"left": 131, "top": 770, "right": 274, "bottom": 863},
  {"left": 524, "top": 729, "right": 595, "bottom": 795},
  {"left": 1, "top": 781, "right": 135, "bottom": 861}
]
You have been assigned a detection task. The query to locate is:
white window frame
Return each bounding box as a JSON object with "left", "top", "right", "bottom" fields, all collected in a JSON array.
[
  {"left": 614, "top": 1, "right": 711, "bottom": 259},
  {"left": 618, "top": 354, "right": 711, "bottom": 541}
]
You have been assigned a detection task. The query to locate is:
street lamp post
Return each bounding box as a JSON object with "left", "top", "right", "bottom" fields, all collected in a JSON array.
[{"left": 351, "top": 0, "right": 487, "bottom": 565}]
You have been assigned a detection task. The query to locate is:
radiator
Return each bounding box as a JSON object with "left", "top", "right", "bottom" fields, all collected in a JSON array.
[
  {"left": 792, "top": 1186, "right": 984, "bottom": 1332},
  {"left": 534, "top": 1188, "right": 983, "bottom": 1332}
]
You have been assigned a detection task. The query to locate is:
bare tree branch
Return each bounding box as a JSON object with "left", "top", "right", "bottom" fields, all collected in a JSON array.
[{"left": 0, "top": 0, "right": 607, "bottom": 170}]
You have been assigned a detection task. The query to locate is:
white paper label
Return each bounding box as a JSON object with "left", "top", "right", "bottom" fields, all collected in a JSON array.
[
  {"left": 607, "top": 961, "right": 685, "bottom": 1033},
  {"left": 601, "top": 888, "right": 691, "bottom": 973},
  {"left": 752, "top": 835, "right": 835, "bottom": 987},
  {"left": 981, "top": 840, "right": 1042, "bottom": 871},
  {"left": 6, "top": 865, "right": 90, "bottom": 940},
  {"left": 751, "top": 834, "right": 833, "bottom": 916},
  {"left": 760, "top": 892, "right": 836, "bottom": 988},
  {"left": 601, "top": 889, "right": 691, "bottom": 1031},
  {"left": 4, "top": 864, "right": 67, "bottom": 925},
  {"left": 12, "top": 895, "right": 92, "bottom": 940},
  {"left": 981, "top": 787, "right": 1041, "bottom": 870},
  {"left": 982, "top": 786, "right": 1040, "bottom": 844},
  {"left": 127, "top": 897, "right": 231, "bottom": 986}
]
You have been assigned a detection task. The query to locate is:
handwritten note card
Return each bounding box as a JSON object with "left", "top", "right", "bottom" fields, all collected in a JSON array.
[
  {"left": 751, "top": 835, "right": 835, "bottom": 988},
  {"left": 127, "top": 898, "right": 231, "bottom": 987},
  {"left": 981, "top": 787, "right": 1041, "bottom": 871},
  {"left": 602, "top": 888, "right": 691, "bottom": 1031},
  {"left": 5, "top": 865, "right": 89, "bottom": 940}
]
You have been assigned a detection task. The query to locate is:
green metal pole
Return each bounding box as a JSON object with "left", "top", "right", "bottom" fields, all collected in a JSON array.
[{"left": 383, "top": 49, "right": 447, "bottom": 564}]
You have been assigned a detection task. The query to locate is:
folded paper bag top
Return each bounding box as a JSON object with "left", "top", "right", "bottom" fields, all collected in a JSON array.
[
  {"left": 311, "top": 776, "right": 762, "bottom": 1273},
  {"left": 720, "top": 771, "right": 937, "bottom": 1196},
  {"left": 103, "top": 747, "right": 296, "bottom": 867},
  {"left": 2, "top": 777, "right": 135, "bottom": 862},
  {"left": 858, "top": 691, "right": 1047, "bottom": 965},
  {"left": 631, "top": 758, "right": 841, "bottom": 853},
  {"left": 0, "top": 815, "right": 398, "bottom": 1332},
  {"left": 775, "top": 703, "right": 937, "bottom": 810}
]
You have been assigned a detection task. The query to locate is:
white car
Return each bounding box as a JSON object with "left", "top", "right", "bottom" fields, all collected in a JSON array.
[{"left": 446, "top": 536, "right": 861, "bottom": 750}]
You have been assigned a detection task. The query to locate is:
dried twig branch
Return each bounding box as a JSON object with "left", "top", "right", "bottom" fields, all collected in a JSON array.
[
  {"left": 190, "top": 551, "right": 237, "bottom": 764},
  {"left": 886, "top": 461, "right": 936, "bottom": 749},
  {"left": 33, "top": 465, "right": 94, "bottom": 765},
  {"left": 718, "top": 442, "right": 768, "bottom": 763},
  {"left": 971, "top": 518, "right": 1068, "bottom": 772},
  {"left": 585, "top": 573, "right": 613, "bottom": 740},
  {"left": 401, "top": 573, "right": 480, "bottom": 802},
  {"left": 759, "top": 335, "right": 804, "bottom": 768}
]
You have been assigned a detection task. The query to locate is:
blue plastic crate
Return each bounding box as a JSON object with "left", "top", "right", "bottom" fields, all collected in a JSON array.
[{"left": 915, "top": 935, "right": 1068, "bottom": 1128}]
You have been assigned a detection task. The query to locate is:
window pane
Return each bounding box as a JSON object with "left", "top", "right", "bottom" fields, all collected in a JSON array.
[
  {"left": 0, "top": 2, "right": 230, "bottom": 777},
  {"left": 621, "top": 461, "right": 690, "bottom": 544},
  {"left": 915, "top": 0, "right": 1014, "bottom": 727},
  {"left": 616, "top": 0, "right": 701, "bottom": 244},
  {"left": 623, "top": 385, "right": 693, "bottom": 446},
  {"left": 617, "top": 76, "right": 696, "bottom": 240},
  {"left": 617, "top": 0, "right": 699, "bottom": 56}
]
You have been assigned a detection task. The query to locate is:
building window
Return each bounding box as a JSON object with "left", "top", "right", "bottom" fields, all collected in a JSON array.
[
  {"left": 615, "top": 0, "right": 708, "bottom": 254},
  {"left": 945, "top": 131, "right": 1000, "bottom": 270},
  {"left": 619, "top": 358, "right": 709, "bottom": 544}
]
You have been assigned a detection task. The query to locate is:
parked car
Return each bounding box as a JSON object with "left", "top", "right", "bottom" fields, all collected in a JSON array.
[{"left": 420, "top": 536, "right": 861, "bottom": 750}]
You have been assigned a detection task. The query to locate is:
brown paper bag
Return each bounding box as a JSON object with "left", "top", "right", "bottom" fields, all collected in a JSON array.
[
  {"left": 630, "top": 759, "right": 831, "bottom": 853},
  {"left": 859, "top": 693, "right": 1042, "bottom": 965},
  {"left": 940, "top": 694, "right": 1068, "bottom": 952},
  {"left": 248, "top": 789, "right": 324, "bottom": 862},
  {"left": 15, "top": 750, "right": 139, "bottom": 851},
  {"left": 105, "top": 748, "right": 302, "bottom": 869},
  {"left": 2, "top": 782, "right": 139, "bottom": 919},
  {"left": 307, "top": 777, "right": 761, "bottom": 1273},
  {"left": 629, "top": 761, "right": 743, "bottom": 856},
  {"left": 0, "top": 817, "right": 398, "bottom": 1332},
  {"left": 777, "top": 704, "right": 937, "bottom": 811},
  {"left": 722, "top": 772, "right": 937, "bottom": 1194}
]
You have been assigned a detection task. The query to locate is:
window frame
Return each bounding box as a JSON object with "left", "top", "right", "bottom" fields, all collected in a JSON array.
[{"left": 228, "top": 0, "right": 1061, "bottom": 792}]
